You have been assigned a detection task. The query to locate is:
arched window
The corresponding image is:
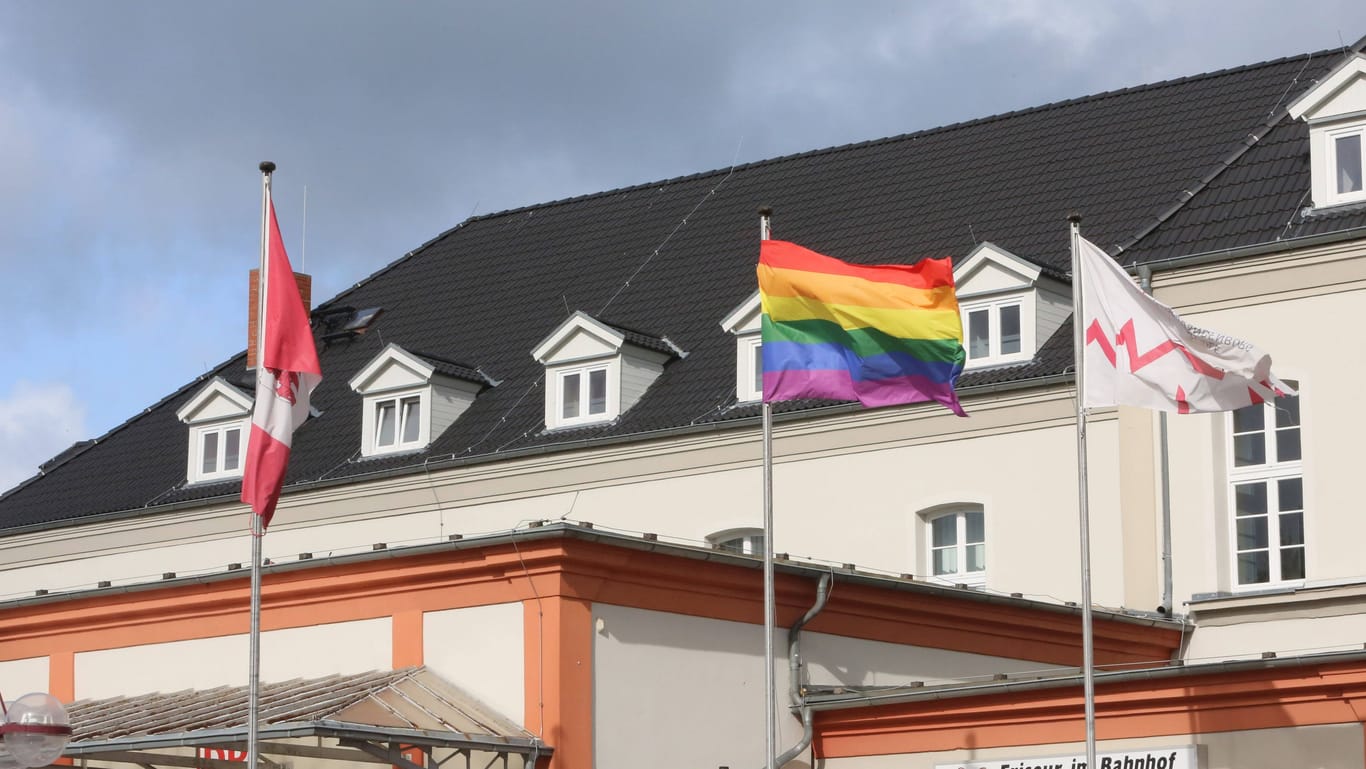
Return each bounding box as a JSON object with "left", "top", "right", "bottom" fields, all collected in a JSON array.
[
  {"left": 708, "top": 527, "right": 765, "bottom": 556},
  {"left": 923, "top": 507, "right": 985, "bottom": 586}
]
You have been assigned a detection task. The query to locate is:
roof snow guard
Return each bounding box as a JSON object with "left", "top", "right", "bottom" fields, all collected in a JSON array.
[{"left": 53, "top": 667, "right": 547, "bottom": 769}]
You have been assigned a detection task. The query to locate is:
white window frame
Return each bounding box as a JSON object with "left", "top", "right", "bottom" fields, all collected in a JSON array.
[
  {"left": 551, "top": 362, "right": 615, "bottom": 428},
  {"left": 923, "top": 507, "right": 986, "bottom": 587},
  {"left": 737, "top": 333, "right": 763, "bottom": 403},
  {"left": 1326, "top": 124, "right": 1366, "bottom": 206},
  {"left": 709, "top": 528, "right": 765, "bottom": 556},
  {"left": 189, "top": 420, "right": 248, "bottom": 483},
  {"left": 1227, "top": 386, "right": 1305, "bottom": 590},
  {"left": 960, "top": 298, "right": 1028, "bottom": 367},
  {"left": 360, "top": 388, "right": 430, "bottom": 457}
]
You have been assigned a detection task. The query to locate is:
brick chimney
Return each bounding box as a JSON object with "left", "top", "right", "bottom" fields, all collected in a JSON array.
[{"left": 247, "top": 269, "right": 312, "bottom": 369}]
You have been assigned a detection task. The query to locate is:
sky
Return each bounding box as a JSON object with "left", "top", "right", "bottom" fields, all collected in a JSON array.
[{"left": 2, "top": 1, "right": 1365, "bottom": 493}]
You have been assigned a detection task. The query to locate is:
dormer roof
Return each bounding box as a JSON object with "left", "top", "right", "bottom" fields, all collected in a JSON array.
[
  {"left": 1287, "top": 53, "right": 1366, "bottom": 124},
  {"left": 175, "top": 377, "right": 253, "bottom": 425}
]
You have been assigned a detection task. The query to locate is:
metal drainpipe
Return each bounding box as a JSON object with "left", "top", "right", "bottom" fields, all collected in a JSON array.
[{"left": 773, "top": 572, "right": 833, "bottom": 768}]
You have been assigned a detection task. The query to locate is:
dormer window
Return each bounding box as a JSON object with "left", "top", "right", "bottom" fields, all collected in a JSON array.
[
  {"left": 1330, "top": 127, "right": 1365, "bottom": 201},
  {"left": 963, "top": 298, "right": 1024, "bottom": 365},
  {"left": 720, "top": 292, "right": 763, "bottom": 403},
  {"left": 350, "top": 344, "right": 494, "bottom": 458},
  {"left": 1287, "top": 53, "right": 1366, "bottom": 209},
  {"left": 374, "top": 394, "right": 423, "bottom": 451},
  {"left": 559, "top": 365, "right": 609, "bottom": 424},
  {"left": 532, "top": 312, "right": 682, "bottom": 431},
  {"left": 176, "top": 377, "right": 254, "bottom": 485},
  {"left": 952, "top": 242, "right": 1069, "bottom": 371},
  {"left": 198, "top": 423, "right": 244, "bottom": 480}
]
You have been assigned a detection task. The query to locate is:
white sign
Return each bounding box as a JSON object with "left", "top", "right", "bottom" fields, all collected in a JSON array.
[{"left": 936, "top": 746, "right": 1198, "bottom": 769}]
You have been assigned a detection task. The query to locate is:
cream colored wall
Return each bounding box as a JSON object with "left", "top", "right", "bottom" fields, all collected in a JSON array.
[
  {"left": 0, "top": 381, "right": 1129, "bottom": 613},
  {"left": 822, "top": 723, "right": 1362, "bottom": 769},
  {"left": 73, "top": 617, "right": 390, "bottom": 699},
  {"left": 423, "top": 604, "right": 524, "bottom": 725},
  {"left": 0, "top": 656, "right": 49, "bottom": 698},
  {"left": 593, "top": 604, "right": 1067, "bottom": 769},
  {"left": 1148, "top": 244, "right": 1366, "bottom": 604},
  {"left": 592, "top": 603, "right": 804, "bottom": 769}
]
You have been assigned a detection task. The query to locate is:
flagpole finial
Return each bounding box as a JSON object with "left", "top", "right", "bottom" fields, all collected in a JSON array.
[
  {"left": 758, "top": 206, "right": 773, "bottom": 217},
  {"left": 1068, "top": 212, "right": 1082, "bottom": 224},
  {"left": 259, "top": 161, "right": 276, "bottom": 175}
]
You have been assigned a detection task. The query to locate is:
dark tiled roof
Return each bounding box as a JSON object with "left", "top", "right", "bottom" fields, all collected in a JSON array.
[
  {"left": 3, "top": 47, "right": 1359, "bottom": 531},
  {"left": 408, "top": 350, "right": 498, "bottom": 386}
]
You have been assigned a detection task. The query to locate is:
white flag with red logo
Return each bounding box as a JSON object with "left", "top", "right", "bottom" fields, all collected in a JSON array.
[
  {"left": 241, "top": 200, "right": 321, "bottom": 529},
  {"left": 1077, "top": 236, "right": 1290, "bottom": 413}
]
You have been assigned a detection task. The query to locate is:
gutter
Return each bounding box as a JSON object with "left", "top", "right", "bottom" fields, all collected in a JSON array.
[
  {"left": 803, "top": 646, "right": 1366, "bottom": 712},
  {"left": 0, "top": 523, "right": 1182, "bottom": 634}
]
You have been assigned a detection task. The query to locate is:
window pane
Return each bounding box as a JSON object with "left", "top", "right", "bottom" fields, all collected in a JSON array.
[
  {"left": 377, "top": 402, "right": 396, "bottom": 446},
  {"left": 931, "top": 516, "right": 957, "bottom": 547},
  {"left": 1337, "top": 133, "right": 1363, "bottom": 194},
  {"left": 400, "top": 397, "right": 421, "bottom": 443},
  {"left": 1233, "top": 434, "right": 1265, "bottom": 467},
  {"left": 1232, "top": 404, "right": 1264, "bottom": 433},
  {"left": 562, "top": 373, "right": 581, "bottom": 419},
  {"left": 966, "top": 543, "right": 985, "bottom": 573},
  {"left": 224, "top": 428, "right": 241, "bottom": 471},
  {"left": 1237, "top": 517, "right": 1268, "bottom": 550},
  {"left": 1277, "top": 477, "right": 1303, "bottom": 513},
  {"left": 202, "top": 432, "right": 219, "bottom": 475},
  {"left": 1234, "top": 483, "right": 1267, "bottom": 516},
  {"left": 1280, "top": 546, "right": 1305, "bottom": 581},
  {"left": 1274, "top": 396, "right": 1300, "bottom": 427},
  {"left": 1275, "top": 428, "right": 1301, "bottom": 463},
  {"left": 589, "top": 369, "right": 607, "bottom": 414},
  {"left": 999, "top": 305, "right": 1021, "bottom": 355},
  {"left": 1279, "top": 512, "right": 1304, "bottom": 547},
  {"left": 968, "top": 310, "right": 989, "bottom": 359},
  {"left": 1238, "top": 551, "right": 1270, "bottom": 584},
  {"left": 965, "top": 510, "right": 984, "bottom": 543},
  {"left": 752, "top": 344, "right": 764, "bottom": 394},
  {"left": 932, "top": 547, "right": 957, "bottom": 576}
]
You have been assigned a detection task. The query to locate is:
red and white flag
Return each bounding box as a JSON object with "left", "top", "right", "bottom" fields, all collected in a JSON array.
[
  {"left": 1077, "top": 236, "right": 1290, "bottom": 413},
  {"left": 241, "top": 200, "right": 321, "bottom": 529}
]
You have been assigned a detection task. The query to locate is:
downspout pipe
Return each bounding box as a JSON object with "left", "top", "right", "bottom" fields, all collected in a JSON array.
[{"left": 774, "top": 572, "right": 833, "bottom": 768}]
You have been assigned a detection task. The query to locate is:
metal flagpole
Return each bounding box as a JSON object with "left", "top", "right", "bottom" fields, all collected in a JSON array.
[
  {"left": 248, "top": 161, "right": 275, "bottom": 769},
  {"left": 1068, "top": 214, "right": 1098, "bottom": 769},
  {"left": 758, "top": 206, "right": 776, "bottom": 769}
]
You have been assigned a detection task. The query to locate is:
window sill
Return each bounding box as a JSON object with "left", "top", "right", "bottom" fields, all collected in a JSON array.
[{"left": 1301, "top": 198, "right": 1366, "bottom": 218}]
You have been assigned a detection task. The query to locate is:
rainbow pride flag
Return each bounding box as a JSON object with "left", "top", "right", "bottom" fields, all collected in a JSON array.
[{"left": 758, "top": 239, "right": 966, "bottom": 415}]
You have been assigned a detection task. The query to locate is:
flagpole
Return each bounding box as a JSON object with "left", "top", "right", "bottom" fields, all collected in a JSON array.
[
  {"left": 758, "top": 206, "right": 776, "bottom": 769},
  {"left": 248, "top": 161, "right": 275, "bottom": 769},
  {"left": 1068, "top": 214, "right": 1098, "bottom": 769}
]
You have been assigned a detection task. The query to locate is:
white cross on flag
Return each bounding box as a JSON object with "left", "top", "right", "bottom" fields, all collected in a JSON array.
[
  {"left": 1077, "top": 236, "right": 1290, "bottom": 413},
  {"left": 241, "top": 200, "right": 321, "bottom": 529}
]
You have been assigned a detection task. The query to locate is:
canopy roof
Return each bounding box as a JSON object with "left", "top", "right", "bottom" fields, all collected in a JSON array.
[{"left": 36, "top": 667, "right": 546, "bottom": 769}]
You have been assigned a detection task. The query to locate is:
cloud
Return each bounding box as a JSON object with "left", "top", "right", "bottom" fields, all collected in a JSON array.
[{"left": 0, "top": 381, "right": 87, "bottom": 494}]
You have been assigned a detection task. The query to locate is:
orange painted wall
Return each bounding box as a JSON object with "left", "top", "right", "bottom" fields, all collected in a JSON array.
[
  {"left": 815, "top": 657, "right": 1366, "bottom": 758},
  {"left": 0, "top": 534, "right": 1182, "bottom": 769}
]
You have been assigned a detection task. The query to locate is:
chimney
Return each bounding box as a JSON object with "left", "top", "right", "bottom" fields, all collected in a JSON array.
[{"left": 248, "top": 269, "right": 312, "bottom": 369}]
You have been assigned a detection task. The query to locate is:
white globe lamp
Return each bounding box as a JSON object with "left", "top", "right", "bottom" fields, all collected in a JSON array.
[{"left": 1, "top": 692, "right": 72, "bottom": 768}]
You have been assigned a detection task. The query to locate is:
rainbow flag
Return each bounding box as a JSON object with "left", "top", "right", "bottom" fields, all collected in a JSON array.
[{"left": 758, "top": 239, "right": 966, "bottom": 415}]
